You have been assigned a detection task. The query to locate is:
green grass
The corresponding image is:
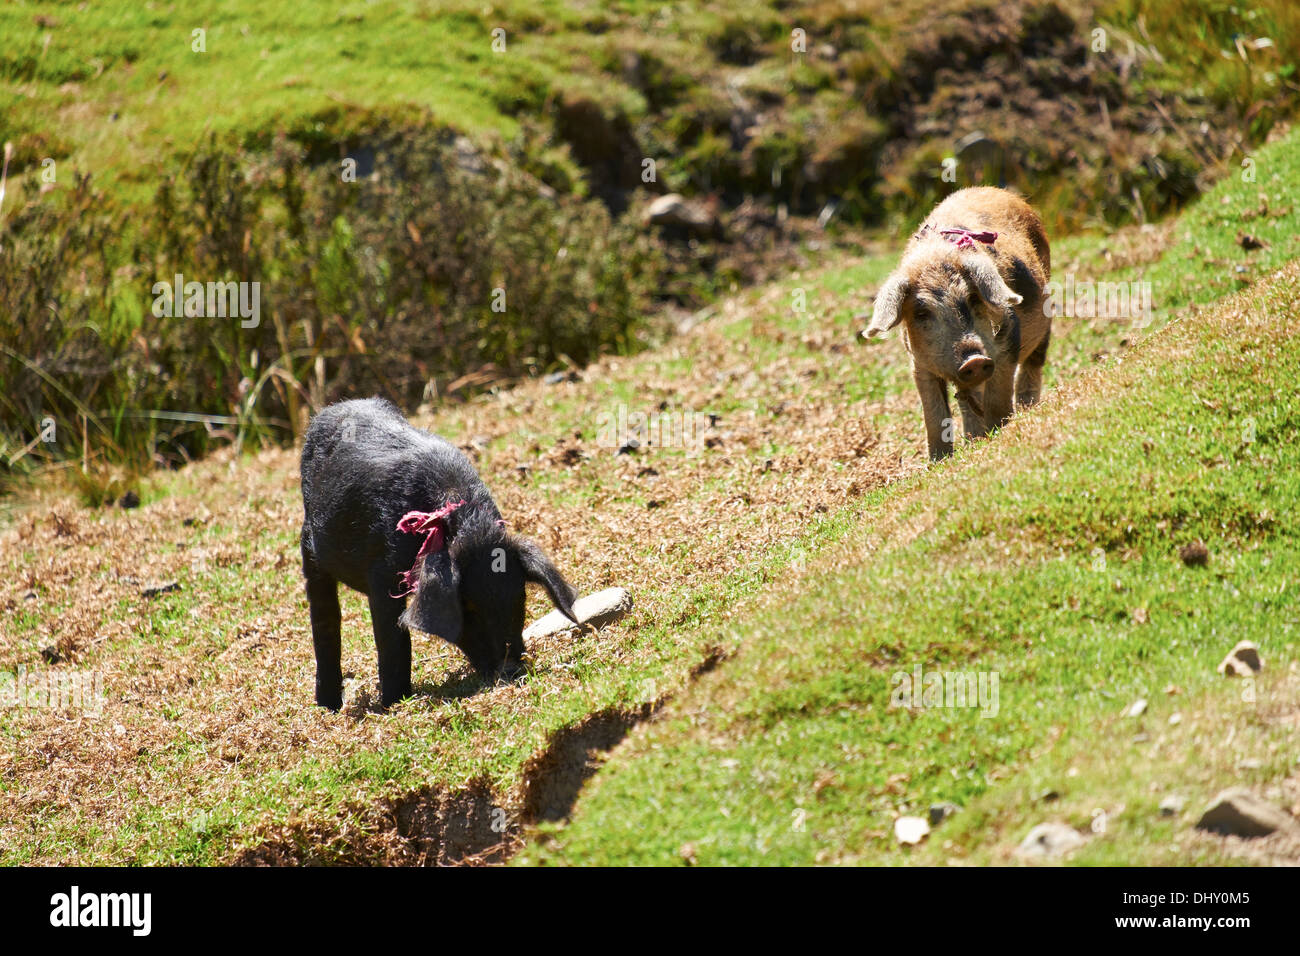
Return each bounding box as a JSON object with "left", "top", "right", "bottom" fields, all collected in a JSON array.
[
  {"left": 3, "top": 2, "right": 1300, "bottom": 862},
  {"left": 523, "top": 268, "right": 1300, "bottom": 867},
  {"left": 518, "top": 130, "right": 1300, "bottom": 866},
  {"left": 4, "top": 0, "right": 1295, "bottom": 219}
]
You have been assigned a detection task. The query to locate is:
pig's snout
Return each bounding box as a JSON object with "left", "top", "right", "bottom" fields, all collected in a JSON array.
[{"left": 957, "top": 354, "right": 994, "bottom": 386}]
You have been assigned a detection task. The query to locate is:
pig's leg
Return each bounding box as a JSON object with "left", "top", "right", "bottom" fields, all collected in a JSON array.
[
  {"left": 1016, "top": 327, "right": 1050, "bottom": 408},
  {"left": 982, "top": 359, "right": 1016, "bottom": 431},
  {"left": 367, "top": 568, "right": 413, "bottom": 708},
  {"left": 915, "top": 368, "right": 954, "bottom": 461},
  {"left": 304, "top": 546, "right": 343, "bottom": 710}
]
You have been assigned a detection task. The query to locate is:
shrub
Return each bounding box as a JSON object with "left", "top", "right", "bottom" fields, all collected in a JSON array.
[{"left": 0, "top": 125, "right": 664, "bottom": 488}]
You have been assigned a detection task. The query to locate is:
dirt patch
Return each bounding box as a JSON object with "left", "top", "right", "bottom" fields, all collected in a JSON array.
[
  {"left": 230, "top": 699, "right": 667, "bottom": 865},
  {"left": 690, "top": 644, "right": 732, "bottom": 678},
  {"left": 517, "top": 701, "right": 664, "bottom": 825},
  {"left": 233, "top": 777, "right": 514, "bottom": 867}
]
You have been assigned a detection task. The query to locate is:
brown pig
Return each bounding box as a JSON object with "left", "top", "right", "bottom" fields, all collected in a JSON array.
[{"left": 863, "top": 187, "right": 1051, "bottom": 461}]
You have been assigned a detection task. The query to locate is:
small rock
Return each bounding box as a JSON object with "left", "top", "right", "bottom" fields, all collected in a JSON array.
[
  {"left": 118, "top": 490, "right": 140, "bottom": 509},
  {"left": 451, "top": 135, "right": 489, "bottom": 177},
  {"left": 1159, "top": 795, "right": 1186, "bottom": 817},
  {"left": 1168, "top": 712, "right": 1183, "bottom": 726},
  {"left": 1179, "top": 541, "right": 1209, "bottom": 566},
  {"left": 929, "top": 802, "right": 959, "bottom": 826},
  {"left": 141, "top": 580, "right": 180, "bottom": 598},
  {"left": 1125, "top": 698, "right": 1148, "bottom": 718},
  {"left": 894, "top": 815, "right": 930, "bottom": 845},
  {"left": 1196, "top": 787, "right": 1298, "bottom": 838},
  {"left": 1217, "top": 640, "right": 1262, "bottom": 677},
  {"left": 644, "top": 193, "right": 717, "bottom": 234},
  {"left": 523, "top": 587, "right": 633, "bottom": 640},
  {"left": 1016, "top": 822, "right": 1086, "bottom": 859}
]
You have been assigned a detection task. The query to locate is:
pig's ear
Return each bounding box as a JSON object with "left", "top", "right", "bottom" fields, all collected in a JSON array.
[
  {"left": 512, "top": 536, "right": 579, "bottom": 624},
  {"left": 965, "top": 255, "right": 1023, "bottom": 312},
  {"left": 863, "top": 274, "right": 909, "bottom": 338},
  {"left": 400, "top": 551, "right": 463, "bottom": 643}
]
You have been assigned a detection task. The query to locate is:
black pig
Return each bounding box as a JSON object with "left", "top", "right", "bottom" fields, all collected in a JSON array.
[{"left": 300, "top": 398, "right": 578, "bottom": 709}]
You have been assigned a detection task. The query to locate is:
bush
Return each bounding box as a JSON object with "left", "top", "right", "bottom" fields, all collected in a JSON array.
[{"left": 0, "top": 125, "right": 664, "bottom": 488}]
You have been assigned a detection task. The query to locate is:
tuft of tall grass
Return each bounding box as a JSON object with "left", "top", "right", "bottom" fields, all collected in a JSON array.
[{"left": 0, "top": 123, "right": 665, "bottom": 494}]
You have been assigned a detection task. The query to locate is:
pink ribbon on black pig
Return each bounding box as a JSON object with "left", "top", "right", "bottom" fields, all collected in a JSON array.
[{"left": 393, "top": 500, "right": 465, "bottom": 597}]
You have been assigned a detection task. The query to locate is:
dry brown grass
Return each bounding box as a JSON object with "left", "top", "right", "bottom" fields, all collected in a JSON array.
[{"left": 0, "top": 255, "right": 945, "bottom": 863}]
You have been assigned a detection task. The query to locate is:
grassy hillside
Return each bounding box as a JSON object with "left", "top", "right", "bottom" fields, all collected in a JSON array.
[
  {"left": 520, "top": 125, "right": 1300, "bottom": 865},
  {"left": 524, "top": 218, "right": 1300, "bottom": 867},
  {"left": 4, "top": 0, "right": 1295, "bottom": 225},
  {"left": 2, "top": 116, "right": 1297, "bottom": 865},
  {"left": 3, "top": 0, "right": 1298, "bottom": 487}
]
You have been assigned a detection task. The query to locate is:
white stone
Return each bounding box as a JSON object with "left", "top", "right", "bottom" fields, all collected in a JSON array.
[
  {"left": 1016, "top": 822, "right": 1086, "bottom": 859},
  {"left": 894, "top": 815, "right": 930, "bottom": 845},
  {"left": 523, "top": 587, "right": 633, "bottom": 640}
]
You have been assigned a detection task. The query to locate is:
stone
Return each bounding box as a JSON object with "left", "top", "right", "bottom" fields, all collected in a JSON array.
[
  {"left": 1016, "top": 822, "right": 1086, "bottom": 859},
  {"left": 1158, "top": 795, "right": 1186, "bottom": 817},
  {"left": 523, "top": 587, "right": 633, "bottom": 640},
  {"left": 644, "top": 193, "right": 717, "bottom": 233},
  {"left": 1195, "top": 787, "right": 1298, "bottom": 838},
  {"left": 1217, "top": 641, "right": 1262, "bottom": 677},
  {"left": 894, "top": 815, "right": 930, "bottom": 845},
  {"left": 929, "top": 802, "right": 959, "bottom": 826},
  {"left": 1125, "top": 698, "right": 1148, "bottom": 718}
]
